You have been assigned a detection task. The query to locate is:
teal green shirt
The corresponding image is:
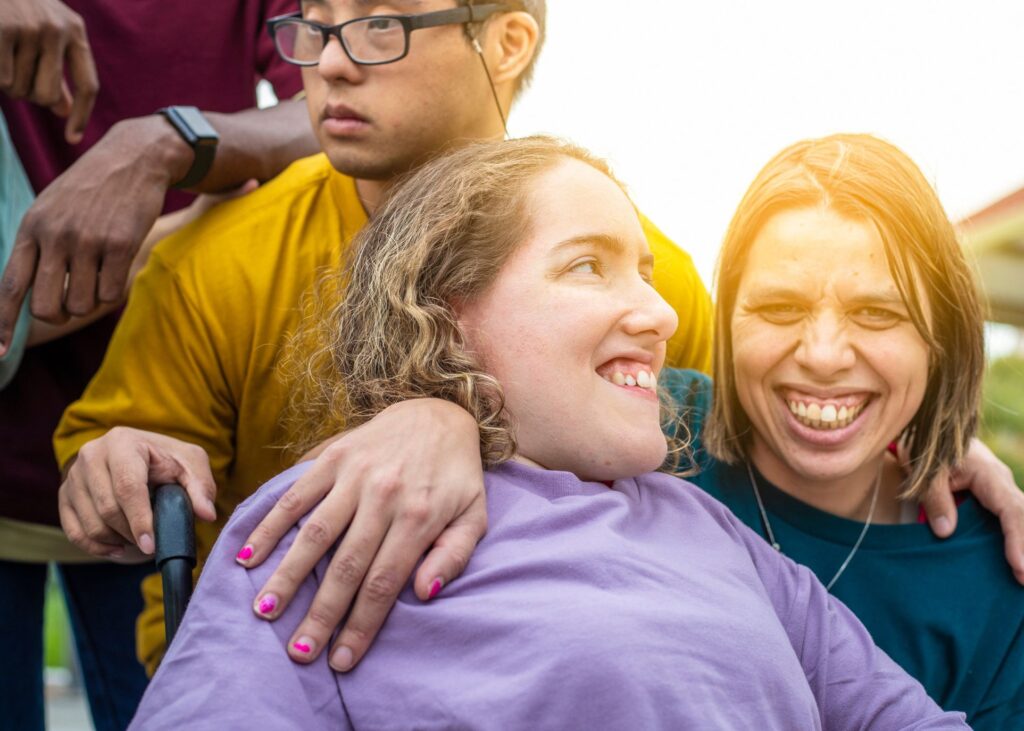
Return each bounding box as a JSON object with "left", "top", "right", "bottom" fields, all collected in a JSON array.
[
  {"left": 663, "top": 368, "right": 1024, "bottom": 728},
  {"left": 0, "top": 110, "right": 33, "bottom": 389}
]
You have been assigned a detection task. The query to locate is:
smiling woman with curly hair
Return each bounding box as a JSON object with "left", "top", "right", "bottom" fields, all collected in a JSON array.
[{"left": 128, "top": 136, "right": 962, "bottom": 729}]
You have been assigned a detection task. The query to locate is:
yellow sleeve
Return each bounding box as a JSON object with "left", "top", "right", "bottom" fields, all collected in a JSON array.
[
  {"left": 53, "top": 237, "right": 250, "bottom": 676},
  {"left": 641, "top": 214, "right": 714, "bottom": 373},
  {"left": 53, "top": 250, "right": 240, "bottom": 481}
]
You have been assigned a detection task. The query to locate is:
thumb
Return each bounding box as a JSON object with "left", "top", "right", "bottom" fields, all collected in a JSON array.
[
  {"left": 919, "top": 469, "right": 958, "bottom": 539},
  {"left": 178, "top": 471, "right": 218, "bottom": 524},
  {"left": 63, "top": 38, "right": 99, "bottom": 145},
  {"left": 193, "top": 178, "right": 260, "bottom": 214},
  {"left": 50, "top": 80, "right": 73, "bottom": 119},
  {"left": 147, "top": 445, "right": 218, "bottom": 523},
  {"left": 236, "top": 178, "right": 260, "bottom": 195},
  {"left": 413, "top": 497, "right": 487, "bottom": 601}
]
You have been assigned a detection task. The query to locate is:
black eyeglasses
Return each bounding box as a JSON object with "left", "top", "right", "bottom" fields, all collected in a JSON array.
[{"left": 267, "top": 4, "right": 510, "bottom": 67}]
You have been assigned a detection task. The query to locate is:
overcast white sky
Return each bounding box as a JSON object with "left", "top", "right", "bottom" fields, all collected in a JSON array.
[{"left": 509, "top": 0, "right": 1024, "bottom": 288}]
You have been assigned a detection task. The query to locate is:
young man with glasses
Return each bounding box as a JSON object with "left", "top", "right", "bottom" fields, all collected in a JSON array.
[{"left": 53, "top": 0, "right": 714, "bottom": 677}]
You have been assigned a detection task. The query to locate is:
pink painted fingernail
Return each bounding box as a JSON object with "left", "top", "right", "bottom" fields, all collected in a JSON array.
[
  {"left": 256, "top": 594, "right": 278, "bottom": 616},
  {"left": 236, "top": 545, "right": 254, "bottom": 562},
  {"left": 292, "top": 636, "right": 315, "bottom": 654},
  {"left": 428, "top": 577, "right": 444, "bottom": 599}
]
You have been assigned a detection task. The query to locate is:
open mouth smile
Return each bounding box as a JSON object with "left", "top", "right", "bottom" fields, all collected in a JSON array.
[
  {"left": 597, "top": 359, "right": 658, "bottom": 394},
  {"left": 782, "top": 390, "right": 872, "bottom": 431}
]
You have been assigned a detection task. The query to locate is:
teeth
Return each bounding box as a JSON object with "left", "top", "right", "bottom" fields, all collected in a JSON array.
[
  {"left": 604, "top": 369, "right": 657, "bottom": 391},
  {"left": 788, "top": 399, "right": 866, "bottom": 431}
]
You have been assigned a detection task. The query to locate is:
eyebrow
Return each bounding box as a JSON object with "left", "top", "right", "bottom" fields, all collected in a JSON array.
[
  {"left": 552, "top": 233, "right": 655, "bottom": 268},
  {"left": 301, "top": 0, "right": 423, "bottom": 10},
  {"left": 744, "top": 284, "right": 907, "bottom": 307},
  {"left": 354, "top": 0, "right": 423, "bottom": 7}
]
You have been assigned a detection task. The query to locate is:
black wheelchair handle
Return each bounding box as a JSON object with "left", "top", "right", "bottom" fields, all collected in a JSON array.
[
  {"left": 152, "top": 483, "right": 196, "bottom": 645},
  {"left": 153, "top": 483, "right": 196, "bottom": 566}
]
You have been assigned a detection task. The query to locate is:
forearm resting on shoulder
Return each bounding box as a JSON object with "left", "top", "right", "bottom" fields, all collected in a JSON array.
[{"left": 196, "top": 100, "right": 319, "bottom": 191}]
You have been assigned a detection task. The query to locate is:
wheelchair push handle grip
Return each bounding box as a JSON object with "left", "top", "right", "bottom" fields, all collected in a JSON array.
[
  {"left": 152, "top": 483, "right": 197, "bottom": 645},
  {"left": 153, "top": 483, "right": 197, "bottom": 567}
]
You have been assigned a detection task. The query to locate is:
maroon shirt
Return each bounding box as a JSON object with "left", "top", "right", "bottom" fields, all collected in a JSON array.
[{"left": 0, "top": 0, "right": 302, "bottom": 525}]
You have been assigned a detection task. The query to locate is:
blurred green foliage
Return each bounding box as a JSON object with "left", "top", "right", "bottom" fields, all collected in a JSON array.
[
  {"left": 981, "top": 355, "right": 1024, "bottom": 487},
  {"left": 44, "top": 569, "right": 72, "bottom": 668}
]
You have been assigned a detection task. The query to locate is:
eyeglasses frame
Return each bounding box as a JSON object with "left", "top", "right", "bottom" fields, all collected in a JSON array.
[{"left": 266, "top": 3, "right": 511, "bottom": 67}]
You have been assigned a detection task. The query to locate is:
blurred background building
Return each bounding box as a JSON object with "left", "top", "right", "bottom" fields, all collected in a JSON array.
[{"left": 961, "top": 189, "right": 1024, "bottom": 483}]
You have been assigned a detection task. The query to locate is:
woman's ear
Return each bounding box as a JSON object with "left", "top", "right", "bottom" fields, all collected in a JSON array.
[{"left": 451, "top": 296, "right": 485, "bottom": 361}]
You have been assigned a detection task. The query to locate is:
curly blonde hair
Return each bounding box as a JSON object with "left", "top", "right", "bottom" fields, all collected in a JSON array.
[{"left": 284, "top": 136, "right": 669, "bottom": 467}]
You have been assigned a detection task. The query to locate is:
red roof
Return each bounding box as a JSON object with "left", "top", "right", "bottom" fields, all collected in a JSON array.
[{"left": 960, "top": 185, "right": 1024, "bottom": 230}]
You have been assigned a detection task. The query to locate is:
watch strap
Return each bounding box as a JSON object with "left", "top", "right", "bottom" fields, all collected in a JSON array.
[{"left": 158, "top": 106, "right": 219, "bottom": 190}]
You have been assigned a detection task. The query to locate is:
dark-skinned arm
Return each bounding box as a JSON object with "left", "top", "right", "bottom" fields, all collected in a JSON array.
[{"left": 0, "top": 99, "right": 317, "bottom": 352}]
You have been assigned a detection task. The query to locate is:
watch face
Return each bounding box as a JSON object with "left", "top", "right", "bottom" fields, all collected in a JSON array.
[
  {"left": 166, "top": 106, "right": 219, "bottom": 144},
  {"left": 159, "top": 105, "right": 218, "bottom": 188}
]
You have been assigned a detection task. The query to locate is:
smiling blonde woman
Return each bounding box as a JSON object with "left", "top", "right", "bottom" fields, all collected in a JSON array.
[{"left": 683, "top": 133, "right": 1023, "bottom": 727}]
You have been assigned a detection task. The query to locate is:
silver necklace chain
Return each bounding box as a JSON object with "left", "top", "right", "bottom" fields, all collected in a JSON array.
[{"left": 745, "top": 461, "right": 881, "bottom": 592}]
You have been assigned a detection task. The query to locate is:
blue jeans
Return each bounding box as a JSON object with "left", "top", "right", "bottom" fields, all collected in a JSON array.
[{"left": 0, "top": 559, "right": 153, "bottom": 731}]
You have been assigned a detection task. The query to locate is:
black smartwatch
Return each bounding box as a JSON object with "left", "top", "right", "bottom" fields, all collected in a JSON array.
[{"left": 157, "top": 106, "right": 220, "bottom": 190}]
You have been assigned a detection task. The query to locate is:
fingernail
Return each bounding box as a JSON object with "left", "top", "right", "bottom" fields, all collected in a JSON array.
[
  {"left": 108, "top": 547, "right": 125, "bottom": 559},
  {"left": 138, "top": 533, "right": 155, "bottom": 555},
  {"left": 205, "top": 498, "right": 217, "bottom": 517},
  {"left": 255, "top": 594, "right": 278, "bottom": 616},
  {"left": 292, "top": 636, "right": 315, "bottom": 655},
  {"left": 935, "top": 516, "right": 952, "bottom": 535},
  {"left": 330, "top": 645, "right": 354, "bottom": 672},
  {"left": 428, "top": 577, "right": 444, "bottom": 599},
  {"left": 236, "top": 545, "right": 254, "bottom": 562}
]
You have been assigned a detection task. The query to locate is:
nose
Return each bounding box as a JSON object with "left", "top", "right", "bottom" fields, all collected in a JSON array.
[
  {"left": 793, "top": 309, "right": 856, "bottom": 377},
  {"left": 621, "top": 276, "right": 679, "bottom": 346},
  {"left": 317, "top": 33, "right": 364, "bottom": 84}
]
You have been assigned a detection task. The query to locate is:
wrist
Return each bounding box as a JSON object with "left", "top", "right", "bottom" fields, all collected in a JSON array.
[
  {"left": 157, "top": 106, "right": 220, "bottom": 189},
  {"left": 112, "top": 116, "right": 194, "bottom": 189},
  {"left": 387, "top": 397, "right": 479, "bottom": 434}
]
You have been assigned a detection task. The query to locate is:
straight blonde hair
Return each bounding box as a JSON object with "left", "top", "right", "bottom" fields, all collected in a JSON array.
[{"left": 706, "top": 133, "right": 985, "bottom": 498}]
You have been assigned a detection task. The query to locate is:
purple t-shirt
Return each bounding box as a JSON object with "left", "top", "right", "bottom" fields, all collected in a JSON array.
[
  {"left": 0, "top": 0, "right": 301, "bottom": 526},
  {"left": 132, "top": 461, "right": 966, "bottom": 729}
]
